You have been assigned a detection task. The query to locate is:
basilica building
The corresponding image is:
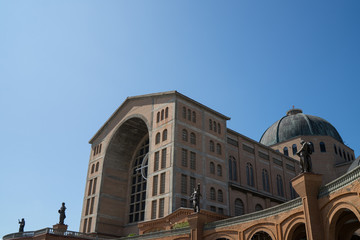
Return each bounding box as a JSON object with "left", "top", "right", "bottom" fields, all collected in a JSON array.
[{"left": 79, "top": 91, "right": 354, "bottom": 237}]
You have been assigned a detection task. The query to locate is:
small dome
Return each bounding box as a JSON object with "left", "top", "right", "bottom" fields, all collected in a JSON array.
[{"left": 260, "top": 109, "right": 343, "bottom": 146}]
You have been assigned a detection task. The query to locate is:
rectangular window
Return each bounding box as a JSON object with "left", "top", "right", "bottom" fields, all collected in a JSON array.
[
  {"left": 210, "top": 206, "right": 216, "bottom": 212},
  {"left": 218, "top": 208, "right": 224, "bottom": 215},
  {"left": 190, "top": 152, "right": 196, "bottom": 170},
  {"left": 88, "top": 179, "right": 93, "bottom": 196},
  {"left": 161, "top": 148, "right": 167, "bottom": 169},
  {"left": 160, "top": 173, "right": 166, "bottom": 194},
  {"left": 90, "top": 197, "right": 95, "bottom": 214},
  {"left": 151, "top": 200, "right": 157, "bottom": 219},
  {"left": 158, "top": 198, "right": 165, "bottom": 218},
  {"left": 92, "top": 178, "right": 97, "bottom": 194},
  {"left": 190, "top": 177, "right": 196, "bottom": 194},
  {"left": 83, "top": 218, "right": 88, "bottom": 233},
  {"left": 181, "top": 149, "right": 188, "bottom": 167},
  {"left": 154, "top": 151, "right": 159, "bottom": 171},
  {"left": 87, "top": 217, "right": 92, "bottom": 232},
  {"left": 181, "top": 174, "right": 187, "bottom": 194},
  {"left": 180, "top": 198, "right": 187, "bottom": 207},
  {"left": 153, "top": 175, "right": 158, "bottom": 196},
  {"left": 85, "top": 198, "right": 90, "bottom": 215}
]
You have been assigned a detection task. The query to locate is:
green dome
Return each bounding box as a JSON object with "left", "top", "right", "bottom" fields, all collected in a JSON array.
[{"left": 259, "top": 109, "right": 343, "bottom": 146}]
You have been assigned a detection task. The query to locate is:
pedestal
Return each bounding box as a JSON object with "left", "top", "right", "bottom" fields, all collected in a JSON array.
[
  {"left": 53, "top": 224, "right": 68, "bottom": 234},
  {"left": 187, "top": 211, "right": 208, "bottom": 240},
  {"left": 291, "top": 173, "right": 324, "bottom": 240}
]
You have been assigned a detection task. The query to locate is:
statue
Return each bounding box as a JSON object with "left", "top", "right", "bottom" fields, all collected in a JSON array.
[
  {"left": 296, "top": 140, "right": 313, "bottom": 173},
  {"left": 58, "top": 202, "right": 66, "bottom": 224},
  {"left": 190, "top": 184, "right": 202, "bottom": 213},
  {"left": 18, "top": 218, "right": 25, "bottom": 232}
]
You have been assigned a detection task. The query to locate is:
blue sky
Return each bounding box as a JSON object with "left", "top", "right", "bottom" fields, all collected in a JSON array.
[{"left": 1, "top": 0, "right": 359, "bottom": 237}]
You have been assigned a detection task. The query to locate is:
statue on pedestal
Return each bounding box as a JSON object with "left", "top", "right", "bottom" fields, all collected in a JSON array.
[
  {"left": 296, "top": 140, "right": 313, "bottom": 173},
  {"left": 58, "top": 202, "right": 66, "bottom": 224},
  {"left": 18, "top": 218, "right": 25, "bottom": 232},
  {"left": 190, "top": 184, "right": 202, "bottom": 213}
]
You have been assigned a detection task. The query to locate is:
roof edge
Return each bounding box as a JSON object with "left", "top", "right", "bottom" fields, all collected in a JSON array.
[{"left": 89, "top": 90, "right": 230, "bottom": 144}]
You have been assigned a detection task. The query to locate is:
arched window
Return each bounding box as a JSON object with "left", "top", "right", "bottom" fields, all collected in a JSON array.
[
  {"left": 95, "top": 162, "right": 99, "bottom": 172},
  {"left": 161, "top": 109, "right": 164, "bottom": 121},
  {"left": 210, "top": 162, "right": 215, "bottom": 174},
  {"left": 228, "top": 156, "right": 237, "bottom": 181},
  {"left": 339, "top": 147, "right": 342, "bottom": 157},
  {"left": 352, "top": 155, "right": 354, "bottom": 161},
  {"left": 255, "top": 204, "right": 263, "bottom": 211},
  {"left": 156, "top": 112, "right": 160, "bottom": 123},
  {"left": 343, "top": 150, "right": 346, "bottom": 160},
  {"left": 320, "top": 142, "right": 326, "bottom": 152},
  {"left": 187, "top": 109, "right": 191, "bottom": 121},
  {"left": 246, "top": 163, "right": 254, "bottom": 187},
  {"left": 290, "top": 183, "right": 297, "bottom": 199},
  {"left": 192, "top": 111, "right": 196, "bottom": 123},
  {"left": 218, "top": 123, "right": 221, "bottom": 134},
  {"left": 182, "top": 129, "right": 188, "bottom": 142},
  {"left": 128, "top": 137, "right": 149, "bottom": 223},
  {"left": 292, "top": 144, "right": 297, "bottom": 155},
  {"left": 213, "top": 121, "right": 217, "bottom": 132},
  {"left": 210, "top": 187, "right": 216, "bottom": 200},
  {"left": 348, "top": 153, "right": 351, "bottom": 161},
  {"left": 235, "top": 199, "right": 244, "bottom": 216},
  {"left": 182, "top": 107, "right": 186, "bottom": 119},
  {"left": 155, "top": 133, "right": 160, "bottom": 144},
  {"left": 162, "top": 129, "right": 168, "bottom": 141},
  {"left": 209, "top": 119, "right": 213, "bottom": 130},
  {"left": 283, "top": 147, "right": 288, "bottom": 156},
  {"left": 217, "top": 164, "right": 222, "bottom": 177},
  {"left": 210, "top": 140, "right": 215, "bottom": 152},
  {"left": 276, "top": 175, "right": 284, "bottom": 197},
  {"left": 334, "top": 144, "right": 338, "bottom": 154},
  {"left": 309, "top": 142, "right": 314, "bottom": 152},
  {"left": 190, "top": 132, "right": 196, "bottom": 145},
  {"left": 165, "top": 107, "right": 169, "bottom": 119},
  {"left": 217, "top": 190, "right": 223, "bottom": 202},
  {"left": 262, "top": 169, "right": 269, "bottom": 192},
  {"left": 216, "top": 143, "right": 222, "bottom": 154},
  {"left": 91, "top": 164, "right": 95, "bottom": 174}
]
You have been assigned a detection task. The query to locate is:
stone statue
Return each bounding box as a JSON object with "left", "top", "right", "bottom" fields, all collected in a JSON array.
[
  {"left": 18, "top": 218, "right": 25, "bottom": 232},
  {"left": 296, "top": 140, "right": 313, "bottom": 173},
  {"left": 190, "top": 184, "right": 202, "bottom": 213},
  {"left": 58, "top": 202, "right": 66, "bottom": 224}
]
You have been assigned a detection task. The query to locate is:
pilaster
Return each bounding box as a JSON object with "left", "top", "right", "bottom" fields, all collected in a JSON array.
[{"left": 291, "top": 173, "right": 324, "bottom": 240}]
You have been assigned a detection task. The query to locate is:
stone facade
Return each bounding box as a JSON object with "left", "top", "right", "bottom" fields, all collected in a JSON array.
[{"left": 79, "top": 91, "right": 354, "bottom": 237}]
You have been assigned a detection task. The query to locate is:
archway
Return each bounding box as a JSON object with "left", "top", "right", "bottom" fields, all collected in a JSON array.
[
  {"left": 287, "top": 223, "right": 306, "bottom": 240},
  {"left": 251, "top": 231, "right": 272, "bottom": 240},
  {"left": 331, "top": 209, "right": 360, "bottom": 240},
  {"left": 101, "top": 117, "right": 149, "bottom": 227}
]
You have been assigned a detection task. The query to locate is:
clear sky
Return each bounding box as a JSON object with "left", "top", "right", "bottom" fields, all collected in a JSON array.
[{"left": 1, "top": 0, "right": 359, "bottom": 237}]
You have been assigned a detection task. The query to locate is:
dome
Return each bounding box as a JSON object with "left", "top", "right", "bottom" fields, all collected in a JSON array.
[{"left": 259, "top": 109, "right": 343, "bottom": 146}]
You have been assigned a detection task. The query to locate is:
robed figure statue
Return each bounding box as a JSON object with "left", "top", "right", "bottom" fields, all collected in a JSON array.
[
  {"left": 58, "top": 202, "right": 67, "bottom": 224},
  {"left": 190, "top": 184, "right": 202, "bottom": 213},
  {"left": 296, "top": 140, "right": 313, "bottom": 173},
  {"left": 18, "top": 218, "right": 25, "bottom": 232}
]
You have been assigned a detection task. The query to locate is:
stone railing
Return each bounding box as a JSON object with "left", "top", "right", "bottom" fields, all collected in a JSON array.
[
  {"left": 119, "top": 227, "right": 190, "bottom": 240},
  {"left": 318, "top": 165, "right": 360, "bottom": 198},
  {"left": 3, "top": 228, "right": 99, "bottom": 240},
  {"left": 204, "top": 197, "right": 302, "bottom": 230}
]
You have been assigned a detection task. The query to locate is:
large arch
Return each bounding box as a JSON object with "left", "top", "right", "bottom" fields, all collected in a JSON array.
[
  {"left": 283, "top": 215, "right": 306, "bottom": 240},
  {"left": 246, "top": 225, "right": 276, "bottom": 240},
  {"left": 99, "top": 116, "right": 149, "bottom": 232},
  {"left": 326, "top": 203, "right": 360, "bottom": 240},
  {"left": 250, "top": 230, "right": 273, "bottom": 240}
]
